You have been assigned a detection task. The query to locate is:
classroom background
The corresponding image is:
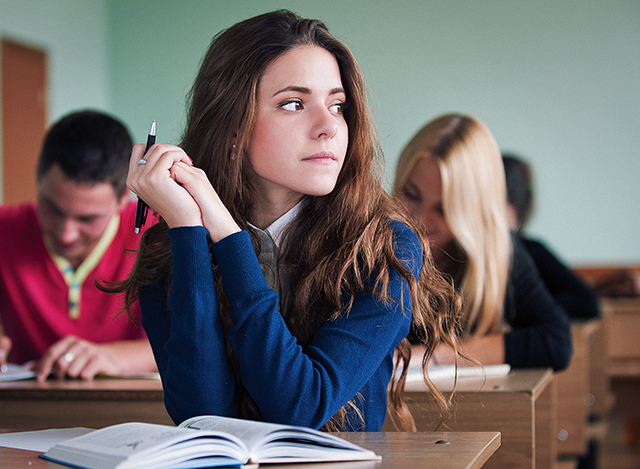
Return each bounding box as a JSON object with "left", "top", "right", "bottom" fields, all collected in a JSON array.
[{"left": 0, "top": 0, "right": 638, "bottom": 265}]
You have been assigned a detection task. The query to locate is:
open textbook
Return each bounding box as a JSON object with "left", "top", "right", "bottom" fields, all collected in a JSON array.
[{"left": 40, "top": 415, "right": 380, "bottom": 469}]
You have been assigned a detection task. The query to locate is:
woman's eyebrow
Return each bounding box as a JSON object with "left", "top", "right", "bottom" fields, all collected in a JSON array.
[
  {"left": 405, "top": 179, "right": 420, "bottom": 192},
  {"left": 272, "top": 86, "right": 346, "bottom": 98},
  {"left": 272, "top": 86, "right": 310, "bottom": 97}
]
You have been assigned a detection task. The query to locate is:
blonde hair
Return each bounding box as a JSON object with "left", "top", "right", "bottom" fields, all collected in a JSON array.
[{"left": 394, "top": 114, "right": 511, "bottom": 336}]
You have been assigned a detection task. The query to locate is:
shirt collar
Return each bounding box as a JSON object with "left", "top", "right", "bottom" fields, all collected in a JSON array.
[
  {"left": 43, "top": 212, "right": 121, "bottom": 319},
  {"left": 248, "top": 198, "right": 304, "bottom": 248}
]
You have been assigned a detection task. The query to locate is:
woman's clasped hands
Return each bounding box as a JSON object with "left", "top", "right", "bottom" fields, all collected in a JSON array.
[{"left": 127, "top": 143, "right": 240, "bottom": 242}]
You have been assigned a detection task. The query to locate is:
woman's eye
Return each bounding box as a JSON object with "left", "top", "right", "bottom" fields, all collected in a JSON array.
[
  {"left": 401, "top": 187, "right": 420, "bottom": 202},
  {"left": 329, "top": 101, "right": 348, "bottom": 115},
  {"left": 280, "top": 100, "right": 303, "bottom": 111}
]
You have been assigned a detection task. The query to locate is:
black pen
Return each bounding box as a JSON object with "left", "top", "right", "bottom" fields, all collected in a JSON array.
[{"left": 134, "top": 120, "right": 156, "bottom": 234}]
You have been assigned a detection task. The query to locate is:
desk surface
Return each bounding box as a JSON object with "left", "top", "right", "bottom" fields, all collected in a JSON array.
[{"left": 0, "top": 431, "right": 501, "bottom": 469}]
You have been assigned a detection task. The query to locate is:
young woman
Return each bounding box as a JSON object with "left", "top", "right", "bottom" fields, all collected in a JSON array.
[
  {"left": 394, "top": 113, "right": 572, "bottom": 371},
  {"left": 118, "top": 10, "right": 459, "bottom": 432}
]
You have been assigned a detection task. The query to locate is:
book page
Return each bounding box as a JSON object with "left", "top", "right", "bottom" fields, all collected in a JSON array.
[
  {"left": 180, "top": 416, "right": 378, "bottom": 463},
  {"left": 181, "top": 416, "right": 286, "bottom": 450},
  {"left": 43, "top": 422, "right": 248, "bottom": 468}
]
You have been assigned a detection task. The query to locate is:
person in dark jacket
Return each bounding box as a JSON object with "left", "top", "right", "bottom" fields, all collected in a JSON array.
[{"left": 502, "top": 153, "right": 600, "bottom": 319}]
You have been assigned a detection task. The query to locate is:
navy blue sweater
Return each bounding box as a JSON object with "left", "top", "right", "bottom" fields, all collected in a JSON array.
[{"left": 140, "top": 221, "right": 418, "bottom": 430}]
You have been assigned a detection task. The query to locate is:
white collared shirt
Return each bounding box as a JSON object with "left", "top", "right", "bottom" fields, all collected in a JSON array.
[
  {"left": 248, "top": 199, "right": 304, "bottom": 249},
  {"left": 247, "top": 200, "right": 304, "bottom": 315}
]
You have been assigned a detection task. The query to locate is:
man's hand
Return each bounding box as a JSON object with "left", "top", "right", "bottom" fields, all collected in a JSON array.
[{"left": 34, "top": 335, "right": 156, "bottom": 382}]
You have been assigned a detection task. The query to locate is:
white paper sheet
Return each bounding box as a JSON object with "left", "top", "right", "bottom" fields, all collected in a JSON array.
[
  {"left": 0, "top": 362, "right": 36, "bottom": 381},
  {"left": 0, "top": 428, "right": 94, "bottom": 452},
  {"left": 406, "top": 363, "right": 511, "bottom": 384},
  {"left": 0, "top": 362, "right": 159, "bottom": 381}
]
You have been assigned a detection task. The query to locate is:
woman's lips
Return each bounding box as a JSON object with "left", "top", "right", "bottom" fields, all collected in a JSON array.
[{"left": 303, "top": 151, "right": 335, "bottom": 163}]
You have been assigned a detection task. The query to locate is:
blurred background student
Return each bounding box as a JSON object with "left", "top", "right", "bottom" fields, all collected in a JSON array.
[
  {"left": 394, "top": 113, "right": 572, "bottom": 370},
  {"left": 0, "top": 110, "right": 156, "bottom": 381},
  {"left": 502, "top": 153, "right": 600, "bottom": 319}
]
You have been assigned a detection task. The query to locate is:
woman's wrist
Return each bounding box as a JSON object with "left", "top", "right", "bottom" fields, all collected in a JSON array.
[
  {"left": 163, "top": 210, "right": 204, "bottom": 229},
  {"left": 207, "top": 220, "right": 242, "bottom": 243}
]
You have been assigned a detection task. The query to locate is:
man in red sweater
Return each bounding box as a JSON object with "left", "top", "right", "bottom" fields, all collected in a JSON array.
[{"left": 0, "top": 110, "right": 156, "bottom": 381}]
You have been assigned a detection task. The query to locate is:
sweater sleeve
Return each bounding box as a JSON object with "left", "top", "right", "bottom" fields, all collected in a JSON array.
[
  {"left": 143, "top": 221, "right": 418, "bottom": 430},
  {"left": 503, "top": 235, "right": 573, "bottom": 371},
  {"left": 140, "top": 226, "right": 236, "bottom": 424}
]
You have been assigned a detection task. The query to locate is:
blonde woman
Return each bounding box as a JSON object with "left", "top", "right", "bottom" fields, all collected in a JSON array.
[{"left": 394, "top": 113, "right": 572, "bottom": 370}]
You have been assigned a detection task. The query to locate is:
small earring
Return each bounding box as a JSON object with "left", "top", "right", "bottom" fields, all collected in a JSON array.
[{"left": 230, "top": 144, "right": 236, "bottom": 160}]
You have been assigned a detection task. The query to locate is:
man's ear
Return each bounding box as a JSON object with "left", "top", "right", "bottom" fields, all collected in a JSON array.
[{"left": 117, "top": 191, "right": 131, "bottom": 211}]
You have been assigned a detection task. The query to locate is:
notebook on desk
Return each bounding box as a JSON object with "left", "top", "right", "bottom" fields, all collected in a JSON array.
[
  {"left": 0, "top": 362, "right": 36, "bottom": 381},
  {"left": 0, "top": 361, "right": 160, "bottom": 381},
  {"left": 406, "top": 363, "right": 511, "bottom": 385}
]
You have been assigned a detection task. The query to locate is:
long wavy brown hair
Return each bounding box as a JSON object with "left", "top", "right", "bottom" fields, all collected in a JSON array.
[{"left": 113, "top": 10, "right": 460, "bottom": 432}]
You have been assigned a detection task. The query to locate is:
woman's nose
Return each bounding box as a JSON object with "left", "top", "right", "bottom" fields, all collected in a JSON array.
[{"left": 312, "top": 108, "right": 339, "bottom": 140}]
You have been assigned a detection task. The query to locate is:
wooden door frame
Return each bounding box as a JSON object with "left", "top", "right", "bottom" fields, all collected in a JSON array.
[{"left": 1, "top": 38, "right": 48, "bottom": 204}]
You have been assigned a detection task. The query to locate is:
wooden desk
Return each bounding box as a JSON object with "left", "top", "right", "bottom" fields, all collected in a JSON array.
[
  {"left": 602, "top": 297, "right": 640, "bottom": 377},
  {"left": 383, "top": 368, "right": 556, "bottom": 469},
  {"left": 0, "top": 378, "right": 173, "bottom": 429},
  {"left": 556, "top": 320, "right": 601, "bottom": 457},
  {"left": 0, "top": 430, "right": 501, "bottom": 469}
]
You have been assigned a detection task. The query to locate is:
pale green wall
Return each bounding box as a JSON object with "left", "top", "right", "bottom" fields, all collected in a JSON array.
[
  {"left": 108, "top": 0, "right": 640, "bottom": 265},
  {"left": 0, "top": 0, "right": 110, "bottom": 122},
  {"left": 0, "top": 0, "right": 110, "bottom": 199},
  {"left": 1, "top": 1, "right": 638, "bottom": 264}
]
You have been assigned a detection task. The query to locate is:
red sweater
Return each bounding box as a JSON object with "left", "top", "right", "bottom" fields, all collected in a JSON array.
[{"left": 0, "top": 201, "right": 147, "bottom": 364}]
